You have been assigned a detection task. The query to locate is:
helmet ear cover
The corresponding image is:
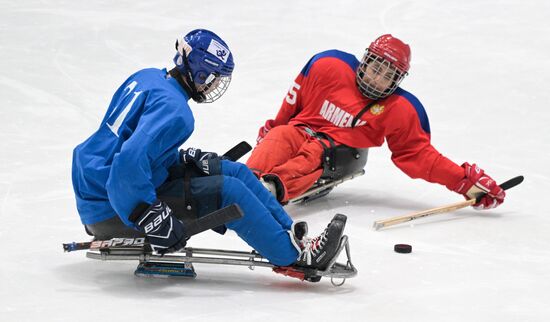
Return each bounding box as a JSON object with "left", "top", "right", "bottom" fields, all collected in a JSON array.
[{"left": 173, "top": 39, "right": 205, "bottom": 102}]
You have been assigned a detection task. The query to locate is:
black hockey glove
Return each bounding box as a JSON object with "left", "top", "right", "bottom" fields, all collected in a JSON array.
[
  {"left": 179, "top": 147, "right": 222, "bottom": 176},
  {"left": 180, "top": 147, "right": 219, "bottom": 164},
  {"left": 129, "top": 200, "right": 188, "bottom": 255}
]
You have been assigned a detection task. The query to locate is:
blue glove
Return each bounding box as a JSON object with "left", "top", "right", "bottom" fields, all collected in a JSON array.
[{"left": 130, "top": 200, "right": 188, "bottom": 254}]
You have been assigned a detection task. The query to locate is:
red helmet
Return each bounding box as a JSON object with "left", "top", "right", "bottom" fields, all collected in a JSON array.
[{"left": 368, "top": 34, "right": 411, "bottom": 73}]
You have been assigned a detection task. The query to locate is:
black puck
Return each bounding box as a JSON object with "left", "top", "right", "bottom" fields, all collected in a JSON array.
[{"left": 394, "top": 244, "right": 412, "bottom": 254}]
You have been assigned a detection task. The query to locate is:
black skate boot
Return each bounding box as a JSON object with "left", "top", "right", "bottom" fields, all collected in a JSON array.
[{"left": 292, "top": 214, "right": 347, "bottom": 272}]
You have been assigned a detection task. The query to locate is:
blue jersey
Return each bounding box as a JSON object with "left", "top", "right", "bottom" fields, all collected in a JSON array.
[{"left": 72, "top": 68, "right": 194, "bottom": 226}]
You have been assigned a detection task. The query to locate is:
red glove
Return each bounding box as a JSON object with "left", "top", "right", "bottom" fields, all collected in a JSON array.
[
  {"left": 452, "top": 163, "right": 505, "bottom": 209},
  {"left": 257, "top": 119, "right": 275, "bottom": 144}
]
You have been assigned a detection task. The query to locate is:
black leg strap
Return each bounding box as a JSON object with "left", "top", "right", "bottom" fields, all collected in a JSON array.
[
  {"left": 183, "top": 168, "right": 197, "bottom": 216},
  {"left": 312, "top": 131, "right": 337, "bottom": 172}
]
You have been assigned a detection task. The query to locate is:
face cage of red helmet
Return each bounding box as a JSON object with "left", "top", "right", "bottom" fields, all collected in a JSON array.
[{"left": 356, "top": 50, "right": 407, "bottom": 100}]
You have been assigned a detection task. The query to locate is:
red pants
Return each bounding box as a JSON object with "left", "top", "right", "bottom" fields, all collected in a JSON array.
[{"left": 246, "top": 125, "right": 325, "bottom": 202}]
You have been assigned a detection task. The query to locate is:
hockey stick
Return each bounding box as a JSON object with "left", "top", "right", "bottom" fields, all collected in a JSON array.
[
  {"left": 63, "top": 204, "right": 244, "bottom": 252},
  {"left": 372, "top": 175, "right": 524, "bottom": 230},
  {"left": 222, "top": 141, "right": 252, "bottom": 162}
]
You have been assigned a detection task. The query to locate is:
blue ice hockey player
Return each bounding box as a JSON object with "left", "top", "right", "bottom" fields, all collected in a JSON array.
[{"left": 71, "top": 29, "right": 346, "bottom": 275}]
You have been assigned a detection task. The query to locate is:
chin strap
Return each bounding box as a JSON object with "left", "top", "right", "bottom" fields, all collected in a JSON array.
[{"left": 168, "top": 67, "right": 205, "bottom": 103}]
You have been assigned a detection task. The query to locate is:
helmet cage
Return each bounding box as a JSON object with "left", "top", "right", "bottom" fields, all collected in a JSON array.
[
  {"left": 356, "top": 50, "right": 407, "bottom": 100},
  {"left": 195, "top": 73, "right": 231, "bottom": 103}
]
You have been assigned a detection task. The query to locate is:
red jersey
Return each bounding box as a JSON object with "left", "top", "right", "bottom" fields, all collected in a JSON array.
[{"left": 270, "top": 50, "right": 464, "bottom": 190}]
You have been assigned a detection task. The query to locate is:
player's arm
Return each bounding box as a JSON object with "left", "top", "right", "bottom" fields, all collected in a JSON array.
[
  {"left": 106, "top": 95, "right": 193, "bottom": 252},
  {"left": 384, "top": 102, "right": 505, "bottom": 209},
  {"left": 274, "top": 75, "right": 304, "bottom": 125},
  {"left": 106, "top": 98, "right": 192, "bottom": 223},
  {"left": 256, "top": 72, "right": 305, "bottom": 143},
  {"left": 385, "top": 120, "right": 463, "bottom": 187}
]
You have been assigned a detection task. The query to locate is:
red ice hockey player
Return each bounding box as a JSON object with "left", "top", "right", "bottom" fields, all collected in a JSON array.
[{"left": 246, "top": 34, "right": 505, "bottom": 209}]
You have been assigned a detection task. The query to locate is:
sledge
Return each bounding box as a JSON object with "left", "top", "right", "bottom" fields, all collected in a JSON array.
[
  {"left": 289, "top": 170, "right": 365, "bottom": 204},
  {"left": 64, "top": 235, "right": 357, "bottom": 286}
]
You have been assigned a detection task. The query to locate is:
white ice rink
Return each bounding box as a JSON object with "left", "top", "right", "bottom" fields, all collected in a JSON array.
[{"left": 1, "top": 1, "right": 549, "bottom": 321}]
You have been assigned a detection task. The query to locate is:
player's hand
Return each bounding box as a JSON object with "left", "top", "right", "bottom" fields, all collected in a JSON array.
[
  {"left": 452, "top": 162, "right": 505, "bottom": 209},
  {"left": 130, "top": 200, "right": 188, "bottom": 254},
  {"left": 257, "top": 119, "right": 275, "bottom": 144},
  {"left": 180, "top": 147, "right": 219, "bottom": 164}
]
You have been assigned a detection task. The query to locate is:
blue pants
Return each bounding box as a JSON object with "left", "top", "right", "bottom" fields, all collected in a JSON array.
[{"left": 219, "top": 160, "right": 298, "bottom": 266}]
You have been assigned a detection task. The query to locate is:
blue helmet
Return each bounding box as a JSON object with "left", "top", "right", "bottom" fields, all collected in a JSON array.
[{"left": 173, "top": 29, "right": 235, "bottom": 103}]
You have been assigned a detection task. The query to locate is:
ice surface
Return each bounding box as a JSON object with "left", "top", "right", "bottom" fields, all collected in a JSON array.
[{"left": 1, "top": 1, "right": 549, "bottom": 321}]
